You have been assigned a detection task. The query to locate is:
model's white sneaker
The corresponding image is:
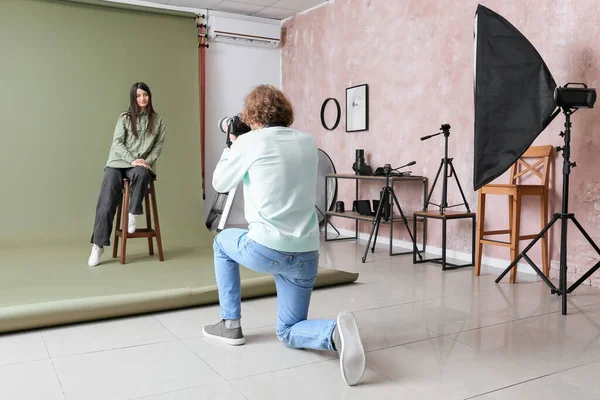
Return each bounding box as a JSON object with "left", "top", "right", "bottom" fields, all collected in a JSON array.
[
  {"left": 88, "top": 244, "right": 104, "bottom": 267},
  {"left": 336, "top": 310, "right": 366, "bottom": 386},
  {"left": 128, "top": 213, "right": 137, "bottom": 234}
]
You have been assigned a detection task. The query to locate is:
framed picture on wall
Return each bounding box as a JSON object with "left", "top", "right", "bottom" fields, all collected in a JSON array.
[{"left": 346, "top": 84, "right": 369, "bottom": 132}]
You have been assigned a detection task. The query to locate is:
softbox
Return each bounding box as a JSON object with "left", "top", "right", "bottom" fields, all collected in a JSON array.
[{"left": 473, "top": 4, "right": 558, "bottom": 190}]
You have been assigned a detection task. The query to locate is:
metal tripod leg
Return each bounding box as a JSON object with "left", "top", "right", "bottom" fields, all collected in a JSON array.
[
  {"left": 363, "top": 189, "right": 387, "bottom": 263},
  {"left": 391, "top": 189, "right": 422, "bottom": 260},
  {"left": 567, "top": 215, "right": 600, "bottom": 292},
  {"left": 216, "top": 186, "right": 237, "bottom": 232},
  {"left": 448, "top": 160, "right": 470, "bottom": 212},
  {"left": 495, "top": 213, "right": 559, "bottom": 289},
  {"left": 370, "top": 190, "right": 388, "bottom": 254},
  {"left": 425, "top": 158, "right": 470, "bottom": 214},
  {"left": 363, "top": 184, "right": 423, "bottom": 263},
  {"left": 425, "top": 159, "right": 444, "bottom": 208}
]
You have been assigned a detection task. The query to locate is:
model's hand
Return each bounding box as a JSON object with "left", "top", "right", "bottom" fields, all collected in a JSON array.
[{"left": 132, "top": 159, "right": 149, "bottom": 168}]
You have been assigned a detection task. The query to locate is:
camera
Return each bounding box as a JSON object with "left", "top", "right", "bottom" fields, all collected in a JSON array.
[{"left": 218, "top": 114, "right": 251, "bottom": 148}]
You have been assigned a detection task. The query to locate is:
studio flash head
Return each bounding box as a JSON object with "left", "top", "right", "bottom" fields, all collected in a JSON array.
[{"left": 554, "top": 83, "right": 596, "bottom": 109}]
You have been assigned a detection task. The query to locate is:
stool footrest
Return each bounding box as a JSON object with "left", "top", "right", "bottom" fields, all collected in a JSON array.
[
  {"left": 480, "top": 238, "right": 511, "bottom": 247},
  {"left": 483, "top": 229, "right": 511, "bottom": 235},
  {"left": 113, "top": 179, "right": 164, "bottom": 264},
  {"left": 116, "top": 228, "right": 157, "bottom": 239}
]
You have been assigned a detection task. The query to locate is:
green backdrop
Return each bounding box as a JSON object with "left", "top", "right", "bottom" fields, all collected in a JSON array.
[
  {"left": 0, "top": 0, "right": 207, "bottom": 245},
  {"left": 0, "top": 0, "right": 361, "bottom": 334}
]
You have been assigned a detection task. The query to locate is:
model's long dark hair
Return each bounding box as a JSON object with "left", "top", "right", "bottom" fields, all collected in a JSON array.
[{"left": 127, "top": 82, "right": 156, "bottom": 137}]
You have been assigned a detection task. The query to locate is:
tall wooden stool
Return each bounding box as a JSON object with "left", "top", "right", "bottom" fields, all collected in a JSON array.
[
  {"left": 113, "top": 177, "right": 164, "bottom": 264},
  {"left": 475, "top": 145, "right": 553, "bottom": 283}
]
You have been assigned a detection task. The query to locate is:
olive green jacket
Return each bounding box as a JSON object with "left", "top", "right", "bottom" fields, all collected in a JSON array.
[{"left": 105, "top": 111, "right": 166, "bottom": 173}]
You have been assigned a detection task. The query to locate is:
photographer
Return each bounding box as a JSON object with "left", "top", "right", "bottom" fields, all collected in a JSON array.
[{"left": 203, "top": 84, "right": 366, "bottom": 386}]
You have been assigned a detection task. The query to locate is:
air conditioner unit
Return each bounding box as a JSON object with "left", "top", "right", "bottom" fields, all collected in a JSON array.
[{"left": 207, "top": 16, "right": 281, "bottom": 48}]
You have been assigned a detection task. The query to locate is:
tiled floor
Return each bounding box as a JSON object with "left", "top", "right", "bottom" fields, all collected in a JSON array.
[{"left": 3, "top": 237, "right": 600, "bottom": 399}]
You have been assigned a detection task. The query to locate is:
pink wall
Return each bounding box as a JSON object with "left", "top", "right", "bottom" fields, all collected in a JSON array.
[{"left": 282, "top": 0, "right": 600, "bottom": 286}]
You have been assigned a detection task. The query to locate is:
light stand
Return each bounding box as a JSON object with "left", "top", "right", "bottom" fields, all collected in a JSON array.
[
  {"left": 362, "top": 161, "right": 423, "bottom": 263},
  {"left": 421, "top": 124, "right": 470, "bottom": 214},
  {"left": 495, "top": 107, "right": 600, "bottom": 315}
]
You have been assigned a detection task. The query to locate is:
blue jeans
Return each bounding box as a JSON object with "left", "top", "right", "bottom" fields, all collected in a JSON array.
[{"left": 213, "top": 228, "right": 336, "bottom": 351}]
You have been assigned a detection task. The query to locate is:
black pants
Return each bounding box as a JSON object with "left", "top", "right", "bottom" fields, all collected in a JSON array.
[{"left": 90, "top": 166, "right": 154, "bottom": 247}]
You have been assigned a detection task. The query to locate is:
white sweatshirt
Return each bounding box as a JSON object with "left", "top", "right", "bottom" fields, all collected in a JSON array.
[{"left": 212, "top": 126, "right": 320, "bottom": 252}]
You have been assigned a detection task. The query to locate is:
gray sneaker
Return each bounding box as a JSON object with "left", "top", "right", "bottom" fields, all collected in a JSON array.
[
  {"left": 336, "top": 310, "right": 366, "bottom": 386},
  {"left": 202, "top": 320, "right": 245, "bottom": 345}
]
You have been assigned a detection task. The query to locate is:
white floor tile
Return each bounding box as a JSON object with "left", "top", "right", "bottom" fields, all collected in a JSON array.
[
  {"left": 0, "top": 331, "right": 48, "bottom": 366},
  {"left": 52, "top": 341, "right": 223, "bottom": 400},
  {"left": 231, "top": 359, "right": 428, "bottom": 400},
  {"left": 320, "top": 292, "right": 512, "bottom": 353},
  {"left": 136, "top": 382, "right": 247, "bottom": 399},
  {"left": 183, "top": 325, "right": 336, "bottom": 380},
  {"left": 366, "top": 336, "right": 525, "bottom": 400},
  {"left": 447, "top": 281, "right": 561, "bottom": 320},
  {"left": 338, "top": 306, "right": 440, "bottom": 352},
  {"left": 418, "top": 270, "right": 503, "bottom": 297},
  {"left": 553, "top": 360, "right": 600, "bottom": 396},
  {"left": 331, "top": 255, "right": 441, "bottom": 281},
  {"left": 474, "top": 362, "right": 600, "bottom": 399},
  {"left": 153, "top": 303, "right": 274, "bottom": 339},
  {"left": 41, "top": 315, "right": 176, "bottom": 357},
  {"left": 454, "top": 303, "right": 600, "bottom": 378},
  {"left": 0, "top": 359, "right": 64, "bottom": 400}
]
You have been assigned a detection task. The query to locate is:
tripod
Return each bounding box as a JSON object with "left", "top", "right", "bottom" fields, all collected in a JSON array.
[
  {"left": 495, "top": 107, "right": 600, "bottom": 315},
  {"left": 205, "top": 187, "right": 238, "bottom": 232},
  {"left": 362, "top": 162, "right": 423, "bottom": 263},
  {"left": 421, "top": 124, "right": 470, "bottom": 214}
]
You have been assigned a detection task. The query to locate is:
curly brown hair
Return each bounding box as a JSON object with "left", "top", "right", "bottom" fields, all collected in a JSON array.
[{"left": 241, "top": 85, "right": 294, "bottom": 128}]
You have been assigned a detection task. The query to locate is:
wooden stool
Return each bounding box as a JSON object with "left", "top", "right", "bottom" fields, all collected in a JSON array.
[
  {"left": 113, "top": 177, "right": 164, "bottom": 264},
  {"left": 474, "top": 145, "right": 553, "bottom": 283}
]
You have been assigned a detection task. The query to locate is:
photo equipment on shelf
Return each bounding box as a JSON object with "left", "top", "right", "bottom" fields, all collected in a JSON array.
[{"left": 352, "top": 149, "right": 373, "bottom": 176}]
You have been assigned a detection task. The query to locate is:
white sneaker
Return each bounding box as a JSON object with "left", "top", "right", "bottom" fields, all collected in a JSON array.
[
  {"left": 88, "top": 244, "right": 104, "bottom": 267},
  {"left": 336, "top": 310, "right": 366, "bottom": 386},
  {"left": 128, "top": 213, "right": 137, "bottom": 234}
]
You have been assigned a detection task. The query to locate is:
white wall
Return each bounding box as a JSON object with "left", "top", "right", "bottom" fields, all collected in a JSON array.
[{"left": 204, "top": 11, "right": 282, "bottom": 226}]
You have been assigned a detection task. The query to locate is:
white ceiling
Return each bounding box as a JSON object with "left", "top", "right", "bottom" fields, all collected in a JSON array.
[{"left": 136, "top": 0, "right": 328, "bottom": 19}]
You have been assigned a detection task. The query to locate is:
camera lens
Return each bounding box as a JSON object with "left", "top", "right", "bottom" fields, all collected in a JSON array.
[{"left": 218, "top": 117, "right": 231, "bottom": 134}]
